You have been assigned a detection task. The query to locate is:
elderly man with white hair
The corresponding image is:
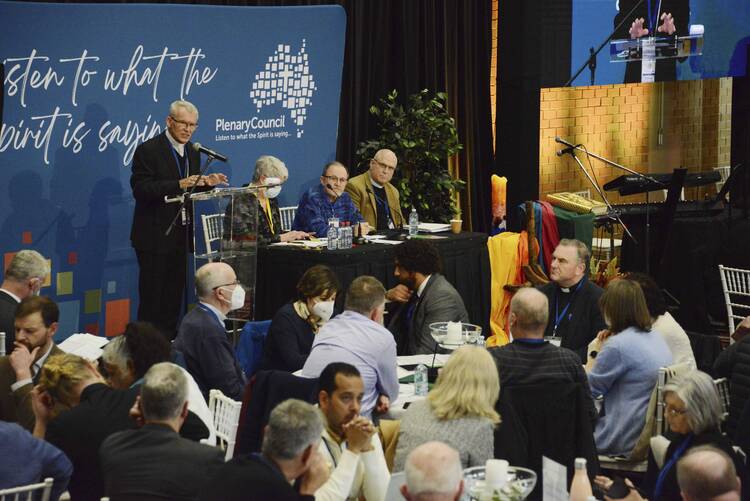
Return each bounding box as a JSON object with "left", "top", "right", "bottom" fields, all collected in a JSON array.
[
  {"left": 678, "top": 446, "right": 742, "bottom": 501},
  {"left": 346, "top": 148, "right": 404, "bottom": 230},
  {"left": 0, "top": 249, "right": 48, "bottom": 353},
  {"left": 401, "top": 441, "right": 464, "bottom": 501},
  {"left": 173, "top": 262, "right": 246, "bottom": 400},
  {"left": 227, "top": 155, "right": 311, "bottom": 246}
]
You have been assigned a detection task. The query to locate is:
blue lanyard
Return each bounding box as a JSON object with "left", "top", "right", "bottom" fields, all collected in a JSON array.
[
  {"left": 198, "top": 304, "right": 225, "bottom": 330},
  {"left": 653, "top": 434, "right": 693, "bottom": 500},
  {"left": 170, "top": 144, "right": 189, "bottom": 179},
  {"left": 646, "top": 0, "right": 662, "bottom": 32},
  {"left": 372, "top": 189, "right": 392, "bottom": 220},
  {"left": 553, "top": 278, "right": 586, "bottom": 336}
]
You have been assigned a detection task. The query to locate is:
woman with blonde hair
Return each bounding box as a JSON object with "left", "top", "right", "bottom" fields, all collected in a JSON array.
[
  {"left": 588, "top": 278, "right": 672, "bottom": 456},
  {"left": 393, "top": 345, "right": 501, "bottom": 471}
]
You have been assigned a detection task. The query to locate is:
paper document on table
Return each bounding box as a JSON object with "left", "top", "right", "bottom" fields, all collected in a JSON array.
[
  {"left": 418, "top": 222, "right": 451, "bottom": 233},
  {"left": 397, "top": 366, "right": 413, "bottom": 379},
  {"left": 397, "top": 354, "right": 450, "bottom": 366},
  {"left": 542, "top": 456, "right": 568, "bottom": 501},
  {"left": 370, "top": 239, "right": 403, "bottom": 245},
  {"left": 269, "top": 240, "right": 327, "bottom": 248},
  {"left": 58, "top": 333, "right": 110, "bottom": 361}
]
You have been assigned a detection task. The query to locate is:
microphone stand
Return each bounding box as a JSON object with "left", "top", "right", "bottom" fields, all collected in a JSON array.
[
  {"left": 557, "top": 138, "right": 667, "bottom": 274},
  {"left": 165, "top": 155, "right": 215, "bottom": 236},
  {"left": 564, "top": 0, "right": 646, "bottom": 87}
]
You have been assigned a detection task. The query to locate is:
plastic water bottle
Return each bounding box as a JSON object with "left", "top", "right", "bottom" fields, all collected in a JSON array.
[
  {"left": 408, "top": 207, "right": 419, "bottom": 237},
  {"left": 345, "top": 223, "right": 353, "bottom": 248},
  {"left": 326, "top": 218, "right": 339, "bottom": 250},
  {"left": 414, "top": 364, "right": 428, "bottom": 397},
  {"left": 340, "top": 222, "right": 351, "bottom": 249},
  {"left": 569, "top": 458, "right": 593, "bottom": 501}
]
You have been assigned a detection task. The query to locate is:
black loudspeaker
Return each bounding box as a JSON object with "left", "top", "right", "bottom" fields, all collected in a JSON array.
[{"left": 730, "top": 46, "right": 750, "bottom": 209}]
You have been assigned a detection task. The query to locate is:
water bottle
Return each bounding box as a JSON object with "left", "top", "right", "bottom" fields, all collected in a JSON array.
[
  {"left": 326, "top": 218, "right": 339, "bottom": 250},
  {"left": 569, "top": 458, "right": 593, "bottom": 501},
  {"left": 343, "top": 222, "right": 352, "bottom": 249},
  {"left": 408, "top": 207, "right": 419, "bottom": 237},
  {"left": 414, "top": 364, "right": 428, "bottom": 397}
]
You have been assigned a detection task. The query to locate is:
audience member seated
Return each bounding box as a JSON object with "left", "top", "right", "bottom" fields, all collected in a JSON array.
[
  {"left": 641, "top": 371, "right": 748, "bottom": 501},
  {"left": 0, "top": 420, "right": 72, "bottom": 500},
  {"left": 712, "top": 316, "right": 750, "bottom": 438},
  {"left": 537, "top": 239, "right": 606, "bottom": 362},
  {"left": 0, "top": 249, "right": 48, "bottom": 354},
  {"left": 302, "top": 276, "right": 398, "bottom": 419},
  {"left": 100, "top": 362, "right": 224, "bottom": 500},
  {"left": 345, "top": 149, "right": 404, "bottom": 231},
  {"left": 587, "top": 278, "right": 672, "bottom": 456},
  {"left": 261, "top": 265, "right": 341, "bottom": 372},
  {"left": 200, "top": 399, "right": 330, "bottom": 501},
  {"left": 292, "top": 161, "right": 368, "bottom": 237},
  {"left": 386, "top": 239, "right": 468, "bottom": 355},
  {"left": 225, "top": 155, "right": 311, "bottom": 246},
  {"left": 0, "top": 296, "right": 63, "bottom": 430},
  {"left": 401, "top": 441, "right": 464, "bottom": 501},
  {"left": 628, "top": 272, "right": 697, "bottom": 370},
  {"left": 315, "top": 362, "right": 390, "bottom": 501},
  {"left": 489, "top": 287, "right": 597, "bottom": 421},
  {"left": 174, "top": 262, "right": 246, "bottom": 400},
  {"left": 677, "top": 446, "right": 743, "bottom": 501},
  {"left": 102, "top": 321, "right": 214, "bottom": 443},
  {"left": 394, "top": 345, "right": 499, "bottom": 471},
  {"left": 32, "top": 353, "right": 137, "bottom": 501}
]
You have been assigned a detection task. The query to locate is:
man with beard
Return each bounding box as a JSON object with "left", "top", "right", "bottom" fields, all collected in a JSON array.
[
  {"left": 302, "top": 276, "right": 398, "bottom": 419},
  {"left": 0, "top": 296, "right": 63, "bottom": 430},
  {"left": 386, "top": 239, "right": 468, "bottom": 355},
  {"left": 314, "top": 362, "right": 390, "bottom": 501}
]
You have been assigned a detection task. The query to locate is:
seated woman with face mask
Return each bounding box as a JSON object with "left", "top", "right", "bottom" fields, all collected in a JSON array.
[
  {"left": 260, "top": 265, "right": 341, "bottom": 372},
  {"left": 226, "top": 155, "right": 311, "bottom": 246}
]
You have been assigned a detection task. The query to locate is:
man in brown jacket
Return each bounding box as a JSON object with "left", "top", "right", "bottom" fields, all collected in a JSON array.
[
  {"left": 346, "top": 149, "right": 404, "bottom": 231},
  {"left": 0, "top": 296, "right": 63, "bottom": 430}
]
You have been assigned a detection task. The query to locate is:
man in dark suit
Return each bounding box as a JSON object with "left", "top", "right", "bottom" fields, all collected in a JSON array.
[
  {"left": 0, "top": 296, "right": 62, "bottom": 430},
  {"left": 173, "top": 261, "right": 246, "bottom": 400},
  {"left": 386, "top": 239, "right": 468, "bottom": 354},
  {"left": 100, "top": 362, "right": 224, "bottom": 500},
  {"left": 130, "top": 100, "right": 227, "bottom": 339},
  {"left": 200, "top": 398, "right": 329, "bottom": 501},
  {"left": 0, "top": 249, "right": 48, "bottom": 354}
]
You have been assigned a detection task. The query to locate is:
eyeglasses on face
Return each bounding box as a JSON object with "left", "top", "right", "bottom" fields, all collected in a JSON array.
[
  {"left": 323, "top": 175, "right": 348, "bottom": 184},
  {"left": 665, "top": 406, "right": 688, "bottom": 417},
  {"left": 212, "top": 280, "right": 241, "bottom": 290},
  {"left": 169, "top": 116, "right": 199, "bottom": 130},
  {"left": 373, "top": 159, "right": 396, "bottom": 172}
]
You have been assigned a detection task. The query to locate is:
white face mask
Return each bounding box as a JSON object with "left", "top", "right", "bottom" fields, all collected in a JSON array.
[
  {"left": 221, "top": 285, "right": 246, "bottom": 310},
  {"left": 312, "top": 300, "right": 335, "bottom": 323},
  {"left": 265, "top": 177, "right": 282, "bottom": 199}
]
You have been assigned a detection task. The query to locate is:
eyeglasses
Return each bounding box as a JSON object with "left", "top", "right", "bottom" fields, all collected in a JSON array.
[
  {"left": 373, "top": 159, "right": 396, "bottom": 172},
  {"left": 323, "top": 175, "right": 348, "bottom": 184},
  {"left": 665, "top": 406, "right": 688, "bottom": 417},
  {"left": 169, "top": 116, "right": 199, "bottom": 130},
  {"left": 213, "top": 280, "right": 241, "bottom": 290}
]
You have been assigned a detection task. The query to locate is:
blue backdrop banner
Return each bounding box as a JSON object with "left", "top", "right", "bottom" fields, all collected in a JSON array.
[{"left": 0, "top": 1, "right": 346, "bottom": 339}]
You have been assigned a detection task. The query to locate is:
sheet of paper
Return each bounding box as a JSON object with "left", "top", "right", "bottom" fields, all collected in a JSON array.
[
  {"left": 397, "top": 354, "right": 450, "bottom": 367},
  {"left": 58, "top": 333, "right": 110, "bottom": 361},
  {"left": 542, "top": 456, "right": 568, "bottom": 501},
  {"left": 370, "top": 239, "right": 403, "bottom": 245},
  {"left": 417, "top": 222, "right": 451, "bottom": 233},
  {"left": 397, "top": 366, "right": 413, "bottom": 379}
]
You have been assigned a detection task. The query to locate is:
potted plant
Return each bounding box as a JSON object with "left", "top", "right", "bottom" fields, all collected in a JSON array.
[
  {"left": 356, "top": 89, "right": 464, "bottom": 223},
  {"left": 450, "top": 200, "right": 462, "bottom": 234}
]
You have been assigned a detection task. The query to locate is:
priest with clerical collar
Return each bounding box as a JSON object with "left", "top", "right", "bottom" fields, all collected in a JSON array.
[
  {"left": 537, "top": 239, "right": 606, "bottom": 363},
  {"left": 345, "top": 149, "right": 405, "bottom": 231}
]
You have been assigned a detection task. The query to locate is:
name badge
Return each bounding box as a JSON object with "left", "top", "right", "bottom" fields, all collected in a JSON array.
[{"left": 545, "top": 336, "right": 562, "bottom": 347}]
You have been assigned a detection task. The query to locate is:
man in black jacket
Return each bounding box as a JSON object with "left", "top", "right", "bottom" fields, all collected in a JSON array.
[
  {"left": 99, "top": 362, "right": 224, "bottom": 500},
  {"left": 130, "top": 100, "right": 227, "bottom": 339},
  {"left": 537, "top": 239, "right": 606, "bottom": 363},
  {"left": 201, "top": 398, "right": 329, "bottom": 501}
]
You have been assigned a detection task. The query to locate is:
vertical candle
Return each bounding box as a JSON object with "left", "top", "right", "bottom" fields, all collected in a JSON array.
[
  {"left": 446, "top": 321, "right": 462, "bottom": 343},
  {"left": 485, "top": 459, "right": 508, "bottom": 489}
]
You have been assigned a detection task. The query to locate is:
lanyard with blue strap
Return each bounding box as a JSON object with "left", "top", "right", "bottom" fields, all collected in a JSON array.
[
  {"left": 198, "top": 304, "right": 226, "bottom": 330},
  {"left": 371, "top": 187, "right": 393, "bottom": 226},
  {"left": 646, "top": 0, "right": 663, "bottom": 33},
  {"left": 170, "top": 144, "right": 189, "bottom": 179},
  {"left": 552, "top": 278, "right": 586, "bottom": 337},
  {"left": 653, "top": 434, "right": 693, "bottom": 500}
]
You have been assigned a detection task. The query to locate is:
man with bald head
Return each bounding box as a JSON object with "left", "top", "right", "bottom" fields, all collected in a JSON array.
[
  {"left": 173, "top": 262, "right": 246, "bottom": 399},
  {"left": 401, "top": 441, "right": 463, "bottom": 501},
  {"left": 678, "top": 446, "right": 743, "bottom": 501},
  {"left": 346, "top": 149, "right": 405, "bottom": 231},
  {"left": 488, "top": 287, "right": 596, "bottom": 420}
]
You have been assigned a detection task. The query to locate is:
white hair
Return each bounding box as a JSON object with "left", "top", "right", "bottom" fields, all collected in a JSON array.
[
  {"left": 169, "top": 100, "right": 199, "bottom": 119},
  {"left": 404, "top": 442, "right": 463, "bottom": 497},
  {"left": 4, "top": 250, "right": 48, "bottom": 282},
  {"left": 253, "top": 155, "right": 288, "bottom": 182},
  {"left": 101, "top": 335, "right": 129, "bottom": 371}
]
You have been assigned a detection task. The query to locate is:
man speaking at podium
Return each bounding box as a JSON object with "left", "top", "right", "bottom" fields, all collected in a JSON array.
[
  {"left": 130, "top": 100, "right": 227, "bottom": 339},
  {"left": 346, "top": 149, "right": 404, "bottom": 231}
]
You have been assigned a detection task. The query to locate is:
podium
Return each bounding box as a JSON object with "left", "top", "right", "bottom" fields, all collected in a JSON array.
[
  {"left": 191, "top": 186, "right": 263, "bottom": 322},
  {"left": 610, "top": 33, "right": 703, "bottom": 83}
]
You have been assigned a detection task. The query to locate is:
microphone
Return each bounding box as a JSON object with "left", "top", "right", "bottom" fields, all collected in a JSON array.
[
  {"left": 554, "top": 136, "right": 579, "bottom": 157},
  {"left": 192, "top": 142, "right": 228, "bottom": 162},
  {"left": 326, "top": 184, "right": 341, "bottom": 202}
]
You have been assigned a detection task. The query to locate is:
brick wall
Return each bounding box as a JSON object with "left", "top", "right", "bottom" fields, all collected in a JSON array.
[{"left": 538, "top": 78, "right": 733, "bottom": 205}]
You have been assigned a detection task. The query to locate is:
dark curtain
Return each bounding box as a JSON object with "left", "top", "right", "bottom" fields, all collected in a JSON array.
[
  {"left": 730, "top": 46, "right": 750, "bottom": 208},
  {"left": 37, "top": 0, "right": 494, "bottom": 231}
]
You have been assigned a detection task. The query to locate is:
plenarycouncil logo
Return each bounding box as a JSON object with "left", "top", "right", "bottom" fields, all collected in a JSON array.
[{"left": 249, "top": 40, "right": 317, "bottom": 138}]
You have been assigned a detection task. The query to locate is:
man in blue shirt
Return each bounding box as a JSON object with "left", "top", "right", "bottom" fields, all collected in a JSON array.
[{"left": 292, "top": 161, "right": 368, "bottom": 237}]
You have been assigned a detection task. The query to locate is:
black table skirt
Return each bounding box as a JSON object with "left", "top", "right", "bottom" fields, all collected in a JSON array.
[{"left": 254, "top": 232, "right": 491, "bottom": 335}]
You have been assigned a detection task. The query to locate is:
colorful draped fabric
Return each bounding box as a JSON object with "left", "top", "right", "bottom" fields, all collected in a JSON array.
[
  {"left": 539, "top": 201, "right": 561, "bottom": 272},
  {"left": 486, "top": 231, "right": 530, "bottom": 347}
]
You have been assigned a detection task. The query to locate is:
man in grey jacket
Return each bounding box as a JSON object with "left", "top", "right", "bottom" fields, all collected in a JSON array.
[{"left": 386, "top": 239, "right": 468, "bottom": 354}]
